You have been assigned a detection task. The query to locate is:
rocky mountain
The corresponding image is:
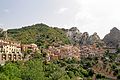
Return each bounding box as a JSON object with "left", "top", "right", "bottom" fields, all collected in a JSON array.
[
  {"left": 66, "top": 27, "right": 82, "bottom": 44},
  {"left": 80, "top": 32, "right": 89, "bottom": 45},
  {"left": 88, "top": 32, "right": 103, "bottom": 45},
  {"left": 103, "top": 27, "right": 120, "bottom": 48},
  {"left": 65, "top": 27, "right": 103, "bottom": 46}
]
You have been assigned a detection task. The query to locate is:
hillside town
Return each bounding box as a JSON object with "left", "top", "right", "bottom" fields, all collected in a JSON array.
[
  {"left": 0, "top": 38, "right": 106, "bottom": 63},
  {"left": 44, "top": 44, "right": 105, "bottom": 61}
]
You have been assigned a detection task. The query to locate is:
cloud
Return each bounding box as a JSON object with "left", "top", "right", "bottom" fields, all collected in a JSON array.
[
  {"left": 73, "top": 0, "right": 120, "bottom": 38},
  {"left": 75, "top": 11, "right": 94, "bottom": 26},
  {"left": 0, "top": 23, "right": 3, "bottom": 26},
  {"left": 3, "top": 9, "right": 9, "bottom": 13},
  {"left": 56, "top": 8, "right": 68, "bottom": 14}
]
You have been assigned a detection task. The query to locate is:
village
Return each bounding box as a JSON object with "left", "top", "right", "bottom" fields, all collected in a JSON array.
[
  {"left": 0, "top": 38, "right": 105, "bottom": 63},
  {"left": 0, "top": 38, "right": 118, "bottom": 64},
  {"left": 44, "top": 43, "right": 105, "bottom": 61}
]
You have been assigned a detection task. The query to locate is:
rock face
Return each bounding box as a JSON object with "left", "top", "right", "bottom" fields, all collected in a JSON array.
[
  {"left": 80, "top": 32, "right": 89, "bottom": 45},
  {"left": 0, "top": 28, "right": 4, "bottom": 37},
  {"left": 65, "top": 27, "right": 103, "bottom": 45},
  {"left": 103, "top": 27, "right": 120, "bottom": 48},
  {"left": 88, "top": 32, "right": 102, "bottom": 45},
  {"left": 66, "top": 27, "right": 82, "bottom": 44}
]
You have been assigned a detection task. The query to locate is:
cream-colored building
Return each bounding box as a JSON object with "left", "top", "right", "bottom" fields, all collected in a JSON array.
[
  {"left": 0, "top": 39, "right": 22, "bottom": 61},
  {"left": 21, "top": 43, "right": 39, "bottom": 53}
]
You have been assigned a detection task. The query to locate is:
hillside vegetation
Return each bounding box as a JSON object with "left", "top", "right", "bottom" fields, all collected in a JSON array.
[{"left": 7, "top": 23, "right": 70, "bottom": 48}]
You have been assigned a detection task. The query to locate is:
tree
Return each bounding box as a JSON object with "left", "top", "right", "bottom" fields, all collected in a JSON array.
[
  {"left": 96, "top": 74, "right": 102, "bottom": 79},
  {"left": 0, "top": 73, "right": 9, "bottom": 80},
  {"left": 67, "top": 71, "right": 75, "bottom": 79},
  {"left": 21, "top": 59, "right": 44, "bottom": 80},
  {"left": 117, "top": 48, "right": 120, "bottom": 53},
  {"left": 117, "top": 74, "right": 120, "bottom": 79},
  {"left": 2, "top": 62, "right": 21, "bottom": 80},
  {"left": 88, "top": 69, "right": 94, "bottom": 77}
]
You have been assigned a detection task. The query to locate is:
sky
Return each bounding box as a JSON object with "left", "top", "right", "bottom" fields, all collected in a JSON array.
[{"left": 0, "top": 0, "right": 120, "bottom": 39}]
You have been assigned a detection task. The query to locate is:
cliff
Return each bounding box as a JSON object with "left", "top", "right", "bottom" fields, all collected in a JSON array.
[{"left": 103, "top": 27, "right": 120, "bottom": 48}]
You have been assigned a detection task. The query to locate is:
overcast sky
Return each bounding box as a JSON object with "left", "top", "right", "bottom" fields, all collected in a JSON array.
[{"left": 0, "top": 0, "right": 120, "bottom": 38}]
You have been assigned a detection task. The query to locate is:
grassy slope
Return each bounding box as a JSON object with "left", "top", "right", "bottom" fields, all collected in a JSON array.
[{"left": 7, "top": 23, "right": 70, "bottom": 48}]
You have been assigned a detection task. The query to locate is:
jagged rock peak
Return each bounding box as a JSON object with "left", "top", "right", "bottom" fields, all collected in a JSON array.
[
  {"left": 103, "top": 27, "right": 120, "bottom": 48},
  {"left": 82, "top": 32, "right": 89, "bottom": 37},
  {"left": 66, "top": 27, "right": 82, "bottom": 44},
  {"left": 87, "top": 32, "right": 102, "bottom": 45},
  {"left": 93, "top": 32, "right": 97, "bottom": 35},
  {"left": 69, "top": 27, "right": 79, "bottom": 32},
  {"left": 92, "top": 32, "right": 100, "bottom": 39},
  {"left": 65, "top": 27, "right": 103, "bottom": 46},
  {"left": 80, "top": 32, "right": 89, "bottom": 45},
  {"left": 110, "top": 27, "right": 119, "bottom": 32}
]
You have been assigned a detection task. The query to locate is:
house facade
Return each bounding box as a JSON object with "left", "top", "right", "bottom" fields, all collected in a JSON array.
[
  {"left": 0, "top": 39, "right": 39, "bottom": 63},
  {"left": 0, "top": 40, "right": 22, "bottom": 61},
  {"left": 21, "top": 43, "right": 39, "bottom": 53}
]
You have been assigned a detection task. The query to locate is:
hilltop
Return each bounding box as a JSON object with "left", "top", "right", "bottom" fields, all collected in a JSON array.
[{"left": 7, "top": 23, "right": 70, "bottom": 48}]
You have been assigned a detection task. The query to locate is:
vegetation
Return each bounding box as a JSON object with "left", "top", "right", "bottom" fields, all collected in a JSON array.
[
  {"left": 1, "top": 52, "right": 115, "bottom": 80},
  {"left": 0, "top": 53, "right": 91, "bottom": 80},
  {"left": 100, "top": 50, "right": 120, "bottom": 79},
  {"left": 7, "top": 23, "right": 70, "bottom": 48}
]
